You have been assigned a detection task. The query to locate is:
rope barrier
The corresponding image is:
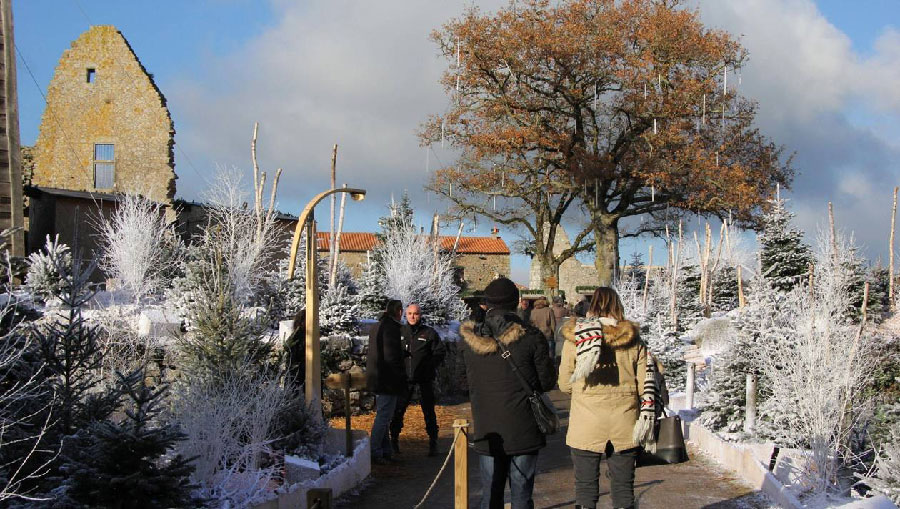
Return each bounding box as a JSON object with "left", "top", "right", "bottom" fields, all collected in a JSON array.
[{"left": 412, "top": 423, "right": 467, "bottom": 509}]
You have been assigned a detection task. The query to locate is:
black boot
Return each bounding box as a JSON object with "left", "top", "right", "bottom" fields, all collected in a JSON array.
[
  {"left": 428, "top": 437, "right": 438, "bottom": 457},
  {"left": 391, "top": 436, "right": 400, "bottom": 454}
]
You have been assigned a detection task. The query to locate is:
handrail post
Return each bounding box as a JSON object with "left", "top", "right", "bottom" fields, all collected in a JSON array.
[{"left": 454, "top": 419, "right": 469, "bottom": 509}]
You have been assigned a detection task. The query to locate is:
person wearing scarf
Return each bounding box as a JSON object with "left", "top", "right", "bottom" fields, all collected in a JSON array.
[{"left": 558, "top": 287, "right": 649, "bottom": 509}]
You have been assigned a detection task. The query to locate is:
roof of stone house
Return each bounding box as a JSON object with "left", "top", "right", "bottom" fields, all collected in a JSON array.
[
  {"left": 26, "top": 186, "right": 173, "bottom": 206},
  {"left": 315, "top": 232, "right": 510, "bottom": 255}
]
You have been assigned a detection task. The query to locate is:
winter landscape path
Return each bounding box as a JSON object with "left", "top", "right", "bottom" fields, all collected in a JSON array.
[{"left": 336, "top": 391, "right": 777, "bottom": 508}]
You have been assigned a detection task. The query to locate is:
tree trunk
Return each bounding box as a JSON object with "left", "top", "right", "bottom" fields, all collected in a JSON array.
[
  {"left": 535, "top": 249, "right": 559, "bottom": 294},
  {"left": 592, "top": 217, "right": 619, "bottom": 286}
]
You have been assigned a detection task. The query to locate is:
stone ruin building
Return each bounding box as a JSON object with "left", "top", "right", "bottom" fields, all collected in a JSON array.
[{"left": 30, "top": 25, "right": 175, "bottom": 205}]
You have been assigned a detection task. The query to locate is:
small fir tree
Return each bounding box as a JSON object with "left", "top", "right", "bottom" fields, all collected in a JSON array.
[
  {"left": 53, "top": 370, "right": 195, "bottom": 509},
  {"left": 759, "top": 196, "right": 812, "bottom": 292},
  {"left": 25, "top": 235, "right": 72, "bottom": 301}
]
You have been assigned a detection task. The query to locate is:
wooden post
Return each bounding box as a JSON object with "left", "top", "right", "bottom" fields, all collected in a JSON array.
[
  {"left": 330, "top": 184, "right": 348, "bottom": 288},
  {"left": 329, "top": 144, "right": 338, "bottom": 266},
  {"left": 737, "top": 265, "right": 745, "bottom": 308},
  {"left": 685, "top": 364, "right": 695, "bottom": 410},
  {"left": 643, "top": 245, "right": 652, "bottom": 310},
  {"left": 305, "top": 213, "right": 322, "bottom": 416},
  {"left": 454, "top": 419, "right": 469, "bottom": 509},
  {"left": 890, "top": 187, "right": 897, "bottom": 310},
  {"left": 744, "top": 374, "right": 757, "bottom": 434},
  {"left": 828, "top": 202, "right": 837, "bottom": 264},
  {"left": 342, "top": 372, "right": 352, "bottom": 457}
]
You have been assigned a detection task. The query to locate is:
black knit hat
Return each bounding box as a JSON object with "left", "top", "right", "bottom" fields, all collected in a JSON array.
[{"left": 483, "top": 277, "right": 519, "bottom": 310}]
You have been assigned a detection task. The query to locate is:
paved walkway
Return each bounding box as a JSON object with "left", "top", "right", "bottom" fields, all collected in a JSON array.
[{"left": 337, "top": 391, "right": 776, "bottom": 508}]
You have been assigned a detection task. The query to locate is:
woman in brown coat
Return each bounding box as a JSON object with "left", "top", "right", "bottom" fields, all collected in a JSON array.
[{"left": 558, "top": 287, "right": 647, "bottom": 509}]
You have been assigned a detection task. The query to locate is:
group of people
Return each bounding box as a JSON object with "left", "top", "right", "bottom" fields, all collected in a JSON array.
[
  {"left": 365, "top": 279, "right": 658, "bottom": 509},
  {"left": 366, "top": 301, "right": 446, "bottom": 463}
]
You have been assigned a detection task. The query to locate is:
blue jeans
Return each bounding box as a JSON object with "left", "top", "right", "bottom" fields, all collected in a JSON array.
[
  {"left": 479, "top": 452, "right": 538, "bottom": 509},
  {"left": 370, "top": 394, "right": 399, "bottom": 459}
]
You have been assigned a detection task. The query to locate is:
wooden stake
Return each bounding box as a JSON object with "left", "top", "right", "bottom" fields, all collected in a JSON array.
[
  {"left": 828, "top": 202, "right": 837, "bottom": 263},
  {"left": 454, "top": 419, "right": 469, "bottom": 509},
  {"left": 305, "top": 213, "right": 322, "bottom": 416},
  {"left": 330, "top": 185, "right": 348, "bottom": 288},
  {"left": 643, "top": 245, "right": 653, "bottom": 310},
  {"left": 890, "top": 187, "right": 898, "bottom": 309},
  {"left": 329, "top": 144, "right": 338, "bottom": 267},
  {"left": 744, "top": 374, "right": 757, "bottom": 434},
  {"left": 737, "top": 265, "right": 745, "bottom": 308}
]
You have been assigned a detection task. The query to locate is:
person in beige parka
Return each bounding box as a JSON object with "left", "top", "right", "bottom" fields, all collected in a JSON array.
[{"left": 558, "top": 287, "right": 647, "bottom": 509}]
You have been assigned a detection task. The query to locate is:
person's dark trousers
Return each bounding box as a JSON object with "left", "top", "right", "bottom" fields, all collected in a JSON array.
[
  {"left": 570, "top": 447, "right": 637, "bottom": 509},
  {"left": 390, "top": 382, "right": 439, "bottom": 442},
  {"left": 370, "top": 394, "right": 400, "bottom": 459},
  {"left": 478, "top": 452, "right": 538, "bottom": 509}
]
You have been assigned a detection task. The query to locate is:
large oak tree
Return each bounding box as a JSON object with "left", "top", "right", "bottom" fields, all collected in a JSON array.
[{"left": 423, "top": 0, "right": 791, "bottom": 285}]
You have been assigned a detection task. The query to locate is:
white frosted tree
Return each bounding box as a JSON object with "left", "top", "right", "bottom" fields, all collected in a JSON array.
[
  {"left": 96, "top": 193, "right": 181, "bottom": 303},
  {"left": 753, "top": 228, "right": 877, "bottom": 494},
  {"left": 25, "top": 235, "right": 72, "bottom": 300},
  {"left": 203, "top": 168, "right": 282, "bottom": 303},
  {"left": 380, "top": 223, "right": 466, "bottom": 326}
]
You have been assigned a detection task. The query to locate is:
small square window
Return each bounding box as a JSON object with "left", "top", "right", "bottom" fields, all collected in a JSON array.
[{"left": 86, "top": 68, "right": 96, "bottom": 83}]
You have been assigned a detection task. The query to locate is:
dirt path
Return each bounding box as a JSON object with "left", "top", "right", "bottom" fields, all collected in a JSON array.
[{"left": 335, "top": 391, "right": 776, "bottom": 508}]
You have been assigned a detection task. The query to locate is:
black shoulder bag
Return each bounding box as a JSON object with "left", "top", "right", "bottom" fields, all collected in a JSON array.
[{"left": 493, "top": 337, "right": 560, "bottom": 435}]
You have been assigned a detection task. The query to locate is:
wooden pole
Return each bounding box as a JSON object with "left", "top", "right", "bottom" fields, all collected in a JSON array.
[
  {"left": 890, "top": 187, "right": 898, "bottom": 310},
  {"left": 737, "top": 265, "right": 745, "bottom": 308},
  {"left": 454, "top": 419, "right": 469, "bottom": 509},
  {"left": 329, "top": 144, "right": 338, "bottom": 267},
  {"left": 643, "top": 245, "right": 652, "bottom": 310},
  {"left": 828, "top": 202, "right": 837, "bottom": 264},
  {"left": 330, "top": 184, "right": 348, "bottom": 289},
  {"left": 685, "top": 364, "right": 695, "bottom": 410},
  {"left": 744, "top": 374, "right": 757, "bottom": 434},
  {"left": 305, "top": 213, "right": 322, "bottom": 417},
  {"left": 342, "top": 372, "right": 352, "bottom": 457}
]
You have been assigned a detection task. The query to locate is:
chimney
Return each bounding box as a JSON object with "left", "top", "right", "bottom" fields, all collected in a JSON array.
[{"left": 490, "top": 227, "right": 500, "bottom": 238}]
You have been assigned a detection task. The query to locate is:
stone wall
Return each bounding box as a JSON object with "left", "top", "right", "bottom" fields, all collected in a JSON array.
[
  {"left": 455, "top": 252, "right": 510, "bottom": 291},
  {"left": 32, "top": 26, "right": 175, "bottom": 205}
]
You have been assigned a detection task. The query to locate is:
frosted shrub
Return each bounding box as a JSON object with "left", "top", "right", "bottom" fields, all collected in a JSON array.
[
  {"left": 96, "top": 193, "right": 181, "bottom": 303},
  {"left": 381, "top": 223, "right": 466, "bottom": 325},
  {"left": 754, "top": 230, "right": 877, "bottom": 495},
  {"left": 870, "top": 424, "right": 900, "bottom": 503},
  {"left": 25, "top": 235, "right": 71, "bottom": 300},
  {"left": 320, "top": 282, "right": 359, "bottom": 336},
  {"left": 203, "top": 168, "right": 282, "bottom": 303},
  {"left": 172, "top": 372, "right": 293, "bottom": 507}
]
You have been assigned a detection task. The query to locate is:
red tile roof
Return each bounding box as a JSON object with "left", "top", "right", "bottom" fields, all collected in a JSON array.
[{"left": 316, "top": 232, "right": 510, "bottom": 255}]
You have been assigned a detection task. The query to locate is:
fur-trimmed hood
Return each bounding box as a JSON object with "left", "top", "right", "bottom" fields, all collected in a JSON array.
[
  {"left": 460, "top": 319, "right": 526, "bottom": 355},
  {"left": 562, "top": 317, "right": 639, "bottom": 350}
]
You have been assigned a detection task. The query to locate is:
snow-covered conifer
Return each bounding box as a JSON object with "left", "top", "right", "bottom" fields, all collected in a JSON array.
[
  {"left": 25, "top": 235, "right": 72, "bottom": 300},
  {"left": 759, "top": 196, "right": 812, "bottom": 292}
]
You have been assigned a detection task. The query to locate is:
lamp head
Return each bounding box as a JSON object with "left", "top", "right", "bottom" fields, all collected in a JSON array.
[{"left": 351, "top": 191, "right": 366, "bottom": 202}]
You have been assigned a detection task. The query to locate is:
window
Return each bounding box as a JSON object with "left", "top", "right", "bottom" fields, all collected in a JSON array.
[
  {"left": 86, "top": 68, "right": 96, "bottom": 83},
  {"left": 93, "top": 143, "right": 114, "bottom": 188}
]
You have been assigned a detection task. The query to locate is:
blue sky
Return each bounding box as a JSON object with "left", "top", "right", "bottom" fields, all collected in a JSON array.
[{"left": 13, "top": 0, "right": 900, "bottom": 284}]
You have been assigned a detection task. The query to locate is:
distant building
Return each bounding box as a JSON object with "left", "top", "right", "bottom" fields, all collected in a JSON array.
[
  {"left": 530, "top": 226, "right": 599, "bottom": 303},
  {"left": 31, "top": 25, "right": 176, "bottom": 206},
  {"left": 313, "top": 232, "right": 511, "bottom": 291}
]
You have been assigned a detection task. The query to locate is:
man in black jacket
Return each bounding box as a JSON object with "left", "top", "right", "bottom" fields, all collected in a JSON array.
[
  {"left": 390, "top": 303, "right": 446, "bottom": 456},
  {"left": 366, "top": 300, "right": 407, "bottom": 464},
  {"left": 460, "top": 277, "right": 556, "bottom": 509}
]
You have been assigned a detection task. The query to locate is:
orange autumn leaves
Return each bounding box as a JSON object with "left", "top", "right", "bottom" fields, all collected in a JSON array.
[{"left": 422, "top": 0, "right": 790, "bottom": 231}]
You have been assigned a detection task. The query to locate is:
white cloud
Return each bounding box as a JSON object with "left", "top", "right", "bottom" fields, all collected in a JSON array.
[{"left": 169, "top": 0, "right": 900, "bottom": 268}]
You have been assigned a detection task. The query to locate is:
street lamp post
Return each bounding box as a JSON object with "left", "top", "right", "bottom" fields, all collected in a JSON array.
[{"left": 287, "top": 187, "right": 366, "bottom": 416}]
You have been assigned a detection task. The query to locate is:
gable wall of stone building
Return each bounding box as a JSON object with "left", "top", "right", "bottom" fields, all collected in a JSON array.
[{"left": 32, "top": 26, "right": 175, "bottom": 204}]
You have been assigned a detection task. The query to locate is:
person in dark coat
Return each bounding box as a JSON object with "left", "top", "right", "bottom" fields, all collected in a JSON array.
[
  {"left": 390, "top": 303, "right": 447, "bottom": 456},
  {"left": 516, "top": 297, "right": 532, "bottom": 322},
  {"left": 283, "top": 308, "right": 306, "bottom": 392},
  {"left": 573, "top": 295, "right": 590, "bottom": 317},
  {"left": 459, "top": 277, "right": 556, "bottom": 509},
  {"left": 366, "top": 300, "right": 407, "bottom": 464}
]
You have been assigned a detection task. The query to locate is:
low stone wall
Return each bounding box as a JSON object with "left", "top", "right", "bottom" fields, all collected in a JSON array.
[{"left": 251, "top": 429, "right": 370, "bottom": 509}]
